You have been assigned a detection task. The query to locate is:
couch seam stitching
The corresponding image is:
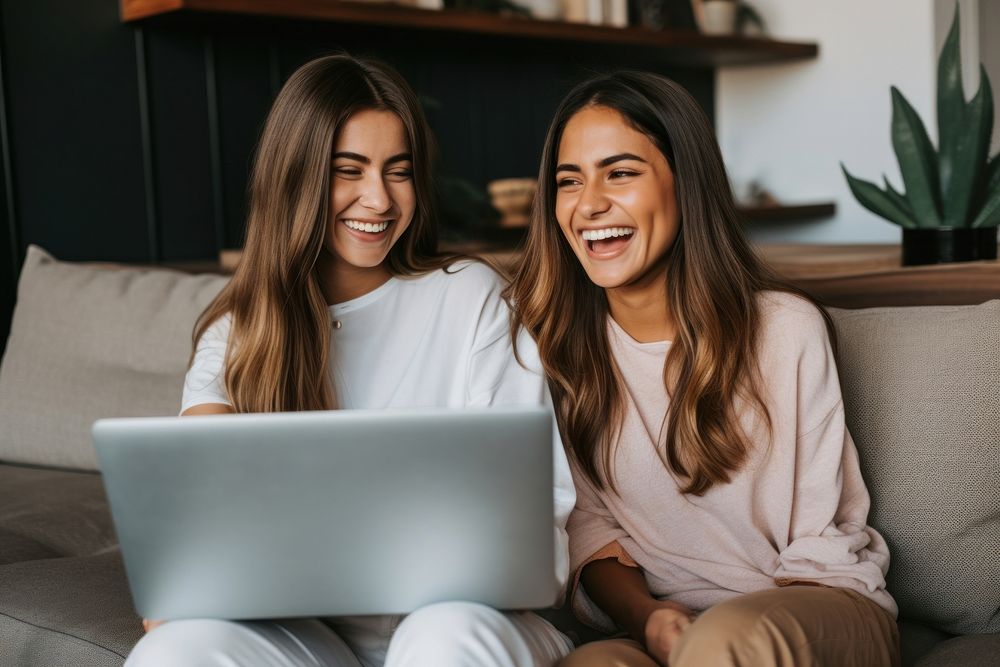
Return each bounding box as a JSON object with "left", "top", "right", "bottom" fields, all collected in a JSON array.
[{"left": 0, "top": 610, "right": 128, "bottom": 658}]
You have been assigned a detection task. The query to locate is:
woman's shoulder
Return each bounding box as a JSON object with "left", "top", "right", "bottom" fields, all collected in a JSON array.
[
  {"left": 755, "top": 290, "right": 831, "bottom": 353},
  {"left": 195, "top": 312, "right": 233, "bottom": 347}
]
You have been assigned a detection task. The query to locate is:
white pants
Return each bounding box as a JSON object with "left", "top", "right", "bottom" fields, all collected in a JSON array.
[{"left": 125, "top": 602, "right": 573, "bottom": 667}]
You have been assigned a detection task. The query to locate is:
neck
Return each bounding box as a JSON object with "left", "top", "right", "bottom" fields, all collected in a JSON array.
[
  {"left": 318, "top": 251, "right": 393, "bottom": 305},
  {"left": 606, "top": 263, "right": 675, "bottom": 343}
]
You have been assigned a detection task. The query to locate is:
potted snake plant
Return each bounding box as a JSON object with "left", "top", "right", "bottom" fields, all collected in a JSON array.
[{"left": 842, "top": 5, "right": 1000, "bottom": 266}]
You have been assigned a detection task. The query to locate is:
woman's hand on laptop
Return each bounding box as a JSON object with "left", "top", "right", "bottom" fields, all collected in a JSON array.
[{"left": 142, "top": 618, "right": 165, "bottom": 633}]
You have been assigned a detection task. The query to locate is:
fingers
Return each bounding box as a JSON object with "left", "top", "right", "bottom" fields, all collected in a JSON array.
[
  {"left": 646, "top": 608, "right": 694, "bottom": 664},
  {"left": 142, "top": 618, "right": 165, "bottom": 633}
]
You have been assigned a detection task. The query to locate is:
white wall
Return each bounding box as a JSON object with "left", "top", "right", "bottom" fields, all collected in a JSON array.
[{"left": 717, "top": 0, "right": 942, "bottom": 243}]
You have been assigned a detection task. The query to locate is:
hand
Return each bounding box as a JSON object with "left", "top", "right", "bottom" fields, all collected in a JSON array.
[
  {"left": 142, "top": 618, "right": 165, "bottom": 633},
  {"left": 643, "top": 601, "right": 696, "bottom": 666}
]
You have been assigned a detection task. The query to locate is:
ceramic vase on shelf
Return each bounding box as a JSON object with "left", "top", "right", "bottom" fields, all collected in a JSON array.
[
  {"left": 603, "top": 0, "right": 628, "bottom": 26},
  {"left": 512, "top": 0, "right": 561, "bottom": 19},
  {"left": 402, "top": 0, "right": 444, "bottom": 8},
  {"left": 700, "top": 0, "right": 737, "bottom": 34},
  {"left": 488, "top": 178, "right": 536, "bottom": 228},
  {"left": 562, "top": 0, "right": 602, "bottom": 24}
]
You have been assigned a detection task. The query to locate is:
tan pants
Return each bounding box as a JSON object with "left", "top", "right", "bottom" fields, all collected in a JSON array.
[{"left": 558, "top": 586, "right": 900, "bottom": 667}]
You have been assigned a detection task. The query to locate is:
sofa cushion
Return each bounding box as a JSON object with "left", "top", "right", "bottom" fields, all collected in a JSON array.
[
  {"left": 830, "top": 302, "right": 1000, "bottom": 636},
  {"left": 916, "top": 634, "right": 1000, "bottom": 666},
  {"left": 0, "top": 246, "right": 228, "bottom": 470},
  {"left": 0, "top": 549, "right": 142, "bottom": 667},
  {"left": 0, "top": 464, "right": 116, "bottom": 564},
  {"left": 899, "top": 620, "right": 954, "bottom": 667}
]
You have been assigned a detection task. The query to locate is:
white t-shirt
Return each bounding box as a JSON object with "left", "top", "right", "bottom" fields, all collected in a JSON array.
[{"left": 182, "top": 260, "right": 574, "bottom": 593}]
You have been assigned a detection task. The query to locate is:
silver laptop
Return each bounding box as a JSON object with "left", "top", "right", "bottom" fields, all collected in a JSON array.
[{"left": 93, "top": 407, "right": 556, "bottom": 620}]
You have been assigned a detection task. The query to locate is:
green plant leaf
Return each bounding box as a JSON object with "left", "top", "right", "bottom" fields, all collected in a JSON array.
[
  {"left": 945, "top": 66, "right": 994, "bottom": 226},
  {"left": 937, "top": 3, "right": 964, "bottom": 220},
  {"left": 842, "top": 164, "right": 917, "bottom": 228},
  {"left": 971, "top": 165, "right": 1000, "bottom": 227},
  {"left": 987, "top": 152, "right": 1000, "bottom": 196},
  {"left": 891, "top": 87, "right": 942, "bottom": 227},
  {"left": 883, "top": 175, "right": 914, "bottom": 217}
]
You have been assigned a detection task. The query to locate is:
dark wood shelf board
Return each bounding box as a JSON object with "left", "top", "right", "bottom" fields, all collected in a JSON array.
[
  {"left": 741, "top": 202, "right": 836, "bottom": 223},
  {"left": 121, "top": 0, "right": 818, "bottom": 66},
  {"left": 758, "top": 243, "right": 1000, "bottom": 308}
]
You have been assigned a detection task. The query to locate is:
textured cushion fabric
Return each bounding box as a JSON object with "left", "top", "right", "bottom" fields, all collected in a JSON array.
[
  {"left": 0, "top": 549, "right": 142, "bottom": 667},
  {"left": 830, "top": 302, "right": 1000, "bottom": 636},
  {"left": 916, "top": 634, "right": 1000, "bottom": 666},
  {"left": 898, "top": 620, "right": 954, "bottom": 667},
  {"left": 0, "top": 245, "right": 228, "bottom": 470},
  {"left": 0, "top": 464, "right": 116, "bottom": 565}
]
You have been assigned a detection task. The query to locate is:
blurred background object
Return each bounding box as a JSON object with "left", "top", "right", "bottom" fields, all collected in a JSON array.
[{"left": 487, "top": 178, "right": 536, "bottom": 227}]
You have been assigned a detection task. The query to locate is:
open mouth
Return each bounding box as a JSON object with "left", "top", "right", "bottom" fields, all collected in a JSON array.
[
  {"left": 341, "top": 219, "right": 392, "bottom": 239},
  {"left": 581, "top": 227, "right": 635, "bottom": 256}
]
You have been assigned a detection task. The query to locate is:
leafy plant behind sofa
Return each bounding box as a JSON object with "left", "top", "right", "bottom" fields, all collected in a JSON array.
[{"left": 841, "top": 5, "right": 1000, "bottom": 233}]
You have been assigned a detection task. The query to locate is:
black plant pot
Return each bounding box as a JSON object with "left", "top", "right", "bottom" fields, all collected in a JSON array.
[{"left": 901, "top": 227, "right": 998, "bottom": 266}]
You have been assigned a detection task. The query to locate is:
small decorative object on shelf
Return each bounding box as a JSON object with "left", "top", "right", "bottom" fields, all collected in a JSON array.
[
  {"left": 487, "top": 178, "right": 537, "bottom": 227},
  {"left": 506, "top": 0, "right": 560, "bottom": 19},
  {"left": 561, "top": 0, "right": 602, "bottom": 24},
  {"left": 402, "top": 0, "right": 445, "bottom": 10},
  {"left": 692, "top": 0, "right": 763, "bottom": 36},
  {"left": 450, "top": 0, "right": 531, "bottom": 17},
  {"left": 630, "top": 0, "right": 696, "bottom": 31},
  {"left": 842, "top": 5, "right": 999, "bottom": 267},
  {"left": 698, "top": 0, "right": 736, "bottom": 34},
  {"left": 604, "top": 0, "right": 629, "bottom": 27}
]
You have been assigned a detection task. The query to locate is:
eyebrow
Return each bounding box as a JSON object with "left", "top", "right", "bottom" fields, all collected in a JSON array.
[
  {"left": 332, "top": 151, "right": 413, "bottom": 165},
  {"left": 555, "top": 152, "right": 648, "bottom": 173}
]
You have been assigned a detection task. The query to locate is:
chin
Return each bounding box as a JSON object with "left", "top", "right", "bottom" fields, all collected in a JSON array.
[
  {"left": 329, "top": 246, "right": 387, "bottom": 269},
  {"left": 344, "top": 253, "right": 390, "bottom": 269},
  {"left": 579, "top": 264, "right": 635, "bottom": 290}
]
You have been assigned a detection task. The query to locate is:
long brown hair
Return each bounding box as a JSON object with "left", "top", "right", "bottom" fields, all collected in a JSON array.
[
  {"left": 194, "top": 54, "right": 456, "bottom": 413},
  {"left": 507, "top": 72, "right": 834, "bottom": 496}
]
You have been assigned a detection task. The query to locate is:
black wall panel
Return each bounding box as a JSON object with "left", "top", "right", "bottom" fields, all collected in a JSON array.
[
  {"left": 146, "top": 29, "right": 215, "bottom": 261},
  {"left": 0, "top": 0, "right": 715, "bottom": 350},
  {"left": 2, "top": 0, "right": 147, "bottom": 263},
  {"left": 0, "top": 3, "right": 16, "bottom": 351},
  {"left": 215, "top": 34, "right": 274, "bottom": 249}
]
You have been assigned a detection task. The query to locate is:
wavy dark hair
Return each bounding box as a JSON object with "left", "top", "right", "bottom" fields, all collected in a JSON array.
[
  {"left": 193, "top": 54, "right": 457, "bottom": 413},
  {"left": 507, "top": 71, "right": 834, "bottom": 495}
]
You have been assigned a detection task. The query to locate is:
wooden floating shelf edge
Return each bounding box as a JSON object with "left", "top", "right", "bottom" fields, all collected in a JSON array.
[{"left": 121, "top": 0, "right": 818, "bottom": 62}]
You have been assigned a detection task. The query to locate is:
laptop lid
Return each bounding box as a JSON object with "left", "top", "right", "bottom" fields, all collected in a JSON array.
[{"left": 93, "top": 407, "right": 556, "bottom": 620}]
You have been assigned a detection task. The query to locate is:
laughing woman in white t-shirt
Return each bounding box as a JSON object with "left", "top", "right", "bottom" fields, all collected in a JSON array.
[{"left": 125, "top": 54, "right": 575, "bottom": 667}]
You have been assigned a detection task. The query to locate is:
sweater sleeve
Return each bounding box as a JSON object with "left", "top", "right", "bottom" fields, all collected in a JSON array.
[
  {"left": 466, "top": 285, "right": 575, "bottom": 605},
  {"left": 770, "top": 305, "right": 898, "bottom": 617},
  {"left": 180, "top": 315, "right": 232, "bottom": 414}
]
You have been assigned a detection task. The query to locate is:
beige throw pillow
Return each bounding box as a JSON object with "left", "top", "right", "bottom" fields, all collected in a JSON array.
[
  {"left": 0, "top": 246, "right": 228, "bottom": 470},
  {"left": 831, "top": 301, "right": 1000, "bottom": 635}
]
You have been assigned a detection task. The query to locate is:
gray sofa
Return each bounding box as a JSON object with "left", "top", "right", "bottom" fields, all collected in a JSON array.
[{"left": 1, "top": 246, "right": 998, "bottom": 666}]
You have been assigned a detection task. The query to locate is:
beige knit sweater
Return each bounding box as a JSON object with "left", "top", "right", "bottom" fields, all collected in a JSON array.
[{"left": 568, "top": 292, "right": 897, "bottom": 632}]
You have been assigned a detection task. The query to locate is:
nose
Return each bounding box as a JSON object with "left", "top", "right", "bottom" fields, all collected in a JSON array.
[
  {"left": 358, "top": 174, "right": 392, "bottom": 215},
  {"left": 577, "top": 180, "right": 611, "bottom": 220}
]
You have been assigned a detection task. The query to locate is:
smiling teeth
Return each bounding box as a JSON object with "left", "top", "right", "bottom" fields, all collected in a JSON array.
[
  {"left": 581, "top": 227, "right": 635, "bottom": 241},
  {"left": 343, "top": 219, "right": 390, "bottom": 233}
]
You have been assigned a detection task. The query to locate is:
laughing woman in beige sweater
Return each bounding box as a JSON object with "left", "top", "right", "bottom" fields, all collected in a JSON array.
[{"left": 506, "top": 72, "right": 899, "bottom": 667}]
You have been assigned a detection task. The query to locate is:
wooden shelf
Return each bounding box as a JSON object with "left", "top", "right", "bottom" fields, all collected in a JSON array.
[
  {"left": 758, "top": 243, "right": 1000, "bottom": 308},
  {"left": 741, "top": 202, "right": 836, "bottom": 224},
  {"left": 120, "top": 0, "right": 819, "bottom": 66}
]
